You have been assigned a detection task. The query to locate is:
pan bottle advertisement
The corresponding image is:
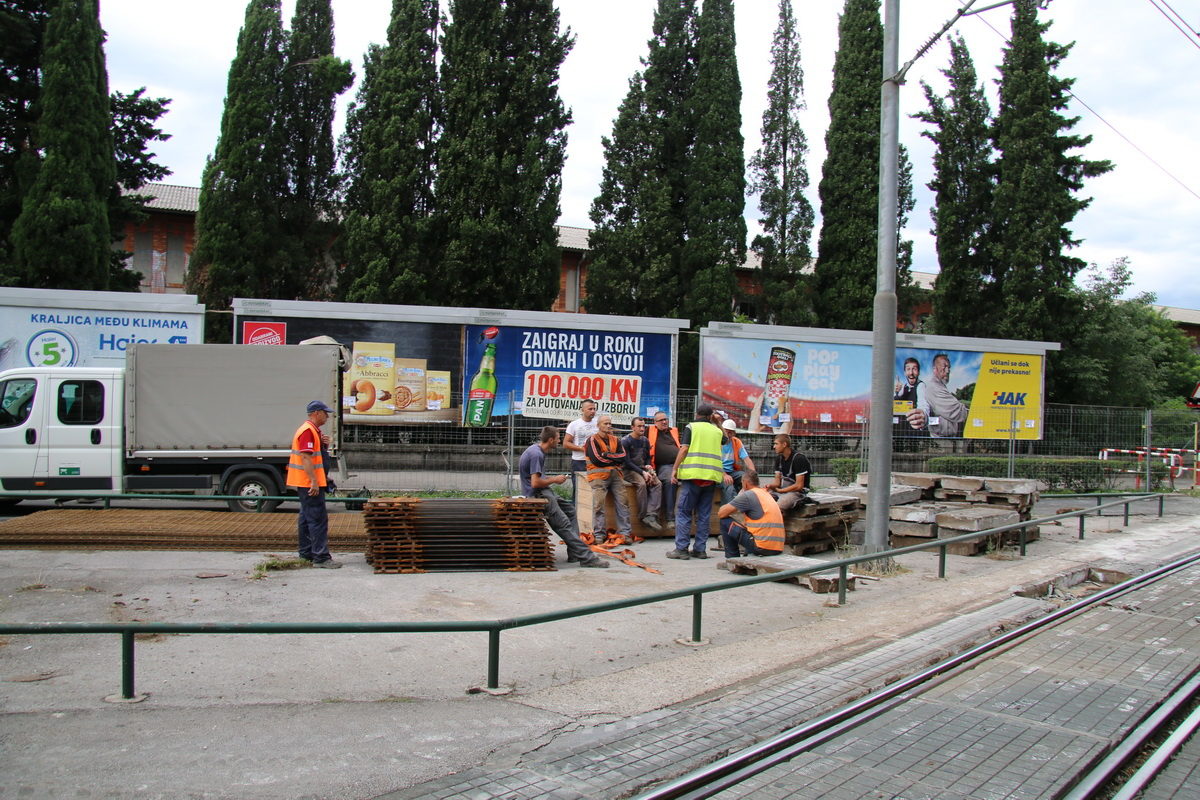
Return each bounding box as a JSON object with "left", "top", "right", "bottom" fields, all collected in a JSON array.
[{"left": 462, "top": 324, "right": 674, "bottom": 425}]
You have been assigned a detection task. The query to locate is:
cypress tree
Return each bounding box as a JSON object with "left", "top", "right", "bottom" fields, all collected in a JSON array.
[
  {"left": 916, "top": 34, "right": 995, "bottom": 336},
  {"left": 436, "top": 0, "right": 572, "bottom": 310},
  {"left": 10, "top": 0, "right": 114, "bottom": 289},
  {"left": 812, "top": 0, "right": 882, "bottom": 331},
  {"left": 586, "top": 0, "right": 697, "bottom": 319},
  {"left": 989, "top": 0, "right": 1111, "bottom": 394},
  {"left": 0, "top": 0, "right": 49, "bottom": 281},
  {"left": 187, "top": 0, "right": 287, "bottom": 307},
  {"left": 278, "top": 0, "right": 352, "bottom": 301},
  {"left": 681, "top": 0, "right": 743, "bottom": 329},
  {"left": 748, "top": 0, "right": 814, "bottom": 326},
  {"left": 339, "top": 0, "right": 440, "bottom": 304}
]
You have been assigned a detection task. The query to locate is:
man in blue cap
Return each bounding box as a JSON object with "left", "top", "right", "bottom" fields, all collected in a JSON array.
[{"left": 286, "top": 400, "right": 341, "bottom": 568}]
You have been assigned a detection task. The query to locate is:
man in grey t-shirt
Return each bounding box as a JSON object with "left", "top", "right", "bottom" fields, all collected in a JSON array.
[{"left": 519, "top": 426, "right": 607, "bottom": 568}]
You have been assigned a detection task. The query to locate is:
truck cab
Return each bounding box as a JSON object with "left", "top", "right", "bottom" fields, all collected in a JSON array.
[{"left": 0, "top": 367, "right": 124, "bottom": 499}]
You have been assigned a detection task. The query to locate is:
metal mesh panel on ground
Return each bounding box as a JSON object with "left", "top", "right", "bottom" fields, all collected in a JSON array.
[{"left": 362, "top": 497, "right": 555, "bottom": 573}]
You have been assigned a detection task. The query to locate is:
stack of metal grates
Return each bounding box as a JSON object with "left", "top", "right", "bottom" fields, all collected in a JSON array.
[{"left": 363, "top": 496, "right": 556, "bottom": 573}]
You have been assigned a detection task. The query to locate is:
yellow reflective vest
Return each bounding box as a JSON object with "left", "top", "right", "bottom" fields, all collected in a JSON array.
[
  {"left": 745, "top": 487, "right": 785, "bottom": 552},
  {"left": 286, "top": 420, "right": 327, "bottom": 489},
  {"left": 677, "top": 421, "right": 724, "bottom": 483}
]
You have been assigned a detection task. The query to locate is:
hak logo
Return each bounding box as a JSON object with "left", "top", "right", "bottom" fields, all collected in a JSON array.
[{"left": 993, "top": 391, "right": 1027, "bottom": 406}]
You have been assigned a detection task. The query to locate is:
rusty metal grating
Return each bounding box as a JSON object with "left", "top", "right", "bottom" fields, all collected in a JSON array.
[
  {"left": 0, "top": 508, "right": 367, "bottom": 552},
  {"left": 363, "top": 497, "right": 556, "bottom": 573}
]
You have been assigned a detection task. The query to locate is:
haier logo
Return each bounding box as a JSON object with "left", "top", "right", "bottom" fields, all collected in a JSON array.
[{"left": 993, "top": 391, "right": 1027, "bottom": 406}]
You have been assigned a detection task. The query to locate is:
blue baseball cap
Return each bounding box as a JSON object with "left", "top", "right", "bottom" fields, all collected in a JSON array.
[{"left": 306, "top": 400, "right": 334, "bottom": 414}]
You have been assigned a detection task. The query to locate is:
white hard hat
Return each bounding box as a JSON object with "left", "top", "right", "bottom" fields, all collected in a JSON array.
[{"left": 722, "top": 419, "right": 737, "bottom": 431}]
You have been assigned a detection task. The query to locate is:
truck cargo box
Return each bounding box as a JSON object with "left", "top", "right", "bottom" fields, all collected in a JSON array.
[{"left": 125, "top": 344, "right": 341, "bottom": 455}]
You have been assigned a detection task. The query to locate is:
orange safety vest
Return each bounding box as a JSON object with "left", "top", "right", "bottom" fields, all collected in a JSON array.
[
  {"left": 286, "top": 420, "right": 327, "bottom": 488},
  {"left": 647, "top": 425, "right": 681, "bottom": 469},
  {"left": 745, "top": 487, "right": 785, "bottom": 552},
  {"left": 726, "top": 435, "right": 745, "bottom": 472},
  {"left": 586, "top": 433, "right": 625, "bottom": 482}
]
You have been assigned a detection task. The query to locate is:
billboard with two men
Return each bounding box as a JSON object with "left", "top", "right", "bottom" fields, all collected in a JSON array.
[{"left": 699, "top": 322, "right": 1058, "bottom": 440}]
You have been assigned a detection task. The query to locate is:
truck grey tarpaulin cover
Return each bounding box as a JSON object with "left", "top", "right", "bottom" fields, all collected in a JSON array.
[{"left": 123, "top": 344, "right": 342, "bottom": 453}]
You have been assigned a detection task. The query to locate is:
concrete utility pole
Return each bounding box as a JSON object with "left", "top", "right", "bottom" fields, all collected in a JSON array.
[
  {"left": 864, "top": 0, "right": 901, "bottom": 556},
  {"left": 866, "top": 0, "right": 1014, "bottom": 555}
]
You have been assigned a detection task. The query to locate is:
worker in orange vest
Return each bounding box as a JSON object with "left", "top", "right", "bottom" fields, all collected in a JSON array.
[
  {"left": 585, "top": 414, "right": 634, "bottom": 544},
  {"left": 718, "top": 417, "right": 756, "bottom": 546},
  {"left": 717, "top": 469, "right": 785, "bottom": 557},
  {"left": 286, "top": 400, "right": 341, "bottom": 569}
]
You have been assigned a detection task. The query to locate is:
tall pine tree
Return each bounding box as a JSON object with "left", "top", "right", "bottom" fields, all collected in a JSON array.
[
  {"left": 748, "top": 0, "right": 814, "bottom": 326},
  {"left": 10, "top": 0, "right": 114, "bottom": 289},
  {"left": 916, "top": 33, "right": 994, "bottom": 336},
  {"left": 187, "top": 0, "right": 287, "bottom": 307},
  {"left": 278, "top": 0, "right": 352, "bottom": 301},
  {"left": 436, "top": 0, "right": 571, "bottom": 310},
  {"left": 587, "top": 0, "right": 697, "bottom": 319},
  {"left": 339, "top": 0, "right": 441, "bottom": 305},
  {"left": 812, "top": 0, "right": 883, "bottom": 331},
  {"left": 989, "top": 0, "right": 1111, "bottom": 394},
  {"left": 680, "top": 0, "right": 743, "bottom": 329}
]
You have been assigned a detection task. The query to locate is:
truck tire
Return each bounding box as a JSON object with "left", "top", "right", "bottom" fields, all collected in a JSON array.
[{"left": 226, "top": 470, "right": 282, "bottom": 513}]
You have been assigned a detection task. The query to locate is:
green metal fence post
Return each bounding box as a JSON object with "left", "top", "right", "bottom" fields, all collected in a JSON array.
[
  {"left": 487, "top": 629, "right": 500, "bottom": 689},
  {"left": 938, "top": 546, "right": 947, "bottom": 578},
  {"left": 1019, "top": 526, "right": 1027, "bottom": 557},
  {"left": 1123, "top": 500, "right": 1130, "bottom": 527},
  {"left": 838, "top": 565, "right": 849, "bottom": 605},
  {"left": 691, "top": 594, "right": 703, "bottom": 642},
  {"left": 121, "top": 630, "right": 135, "bottom": 699},
  {"left": 1159, "top": 494, "right": 1165, "bottom": 518}
]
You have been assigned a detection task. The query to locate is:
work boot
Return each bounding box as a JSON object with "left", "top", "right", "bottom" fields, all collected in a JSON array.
[
  {"left": 690, "top": 550, "right": 709, "bottom": 559},
  {"left": 312, "top": 559, "right": 342, "bottom": 569},
  {"left": 580, "top": 558, "right": 609, "bottom": 568},
  {"left": 666, "top": 549, "right": 690, "bottom": 560},
  {"left": 641, "top": 516, "right": 662, "bottom": 531}
]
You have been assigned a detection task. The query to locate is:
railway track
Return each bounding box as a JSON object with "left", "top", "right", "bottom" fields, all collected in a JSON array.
[{"left": 636, "top": 551, "right": 1200, "bottom": 800}]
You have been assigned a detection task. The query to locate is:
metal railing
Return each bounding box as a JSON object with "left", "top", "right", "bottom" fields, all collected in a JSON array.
[{"left": 0, "top": 493, "right": 1166, "bottom": 700}]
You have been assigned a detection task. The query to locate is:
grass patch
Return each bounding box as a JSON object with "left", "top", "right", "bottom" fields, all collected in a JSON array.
[
  {"left": 252, "top": 556, "right": 312, "bottom": 579},
  {"left": 16, "top": 583, "right": 47, "bottom": 592}
]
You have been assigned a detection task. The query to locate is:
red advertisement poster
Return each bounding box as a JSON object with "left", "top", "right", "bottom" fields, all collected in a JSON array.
[{"left": 242, "top": 321, "right": 286, "bottom": 346}]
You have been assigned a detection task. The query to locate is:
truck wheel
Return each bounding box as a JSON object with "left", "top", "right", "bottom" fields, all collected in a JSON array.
[{"left": 226, "top": 471, "right": 281, "bottom": 513}]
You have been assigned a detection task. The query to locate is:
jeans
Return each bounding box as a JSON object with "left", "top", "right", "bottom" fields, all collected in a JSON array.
[
  {"left": 534, "top": 488, "right": 594, "bottom": 562},
  {"left": 718, "top": 470, "right": 743, "bottom": 539},
  {"left": 296, "top": 487, "right": 330, "bottom": 561},
  {"left": 655, "top": 464, "right": 677, "bottom": 523},
  {"left": 722, "top": 520, "right": 779, "bottom": 558},
  {"left": 674, "top": 480, "right": 716, "bottom": 554}
]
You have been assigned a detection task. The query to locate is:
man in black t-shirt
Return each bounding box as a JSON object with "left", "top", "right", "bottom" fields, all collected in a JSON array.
[{"left": 764, "top": 433, "right": 811, "bottom": 512}]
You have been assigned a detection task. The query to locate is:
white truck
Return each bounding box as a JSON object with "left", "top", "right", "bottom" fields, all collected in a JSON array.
[{"left": 0, "top": 343, "right": 343, "bottom": 511}]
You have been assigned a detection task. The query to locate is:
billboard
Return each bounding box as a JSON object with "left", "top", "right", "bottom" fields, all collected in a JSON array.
[
  {"left": 233, "top": 299, "right": 686, "bottom": 427},
  {"left": 700, "top": 324, "right": 1055, "bottom": 440},
  {"left": 0, "top": 287, "right": 203, "bottom": 370},
  {"left": 463, "top": 324, "right": 676, "bottom": 425}
]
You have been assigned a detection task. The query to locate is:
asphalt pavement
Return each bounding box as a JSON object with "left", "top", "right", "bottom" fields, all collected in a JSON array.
[{"left": 1, "top": 491, "right": 1197, "bottom": 799}]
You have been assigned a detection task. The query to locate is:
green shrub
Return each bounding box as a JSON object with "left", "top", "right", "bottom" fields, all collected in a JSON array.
[{"left": 829, "top": 458, "right": 860, "bottom": 487}]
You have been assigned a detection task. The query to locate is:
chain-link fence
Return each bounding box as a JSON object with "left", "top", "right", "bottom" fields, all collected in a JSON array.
[{"left": 338, "top": 390, "right": 1200, "bottom": 492}]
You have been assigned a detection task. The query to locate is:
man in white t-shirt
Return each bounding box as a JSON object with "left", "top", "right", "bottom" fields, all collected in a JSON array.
[{"left": 563, "top": 399, "right": 599, "bottom": 531}]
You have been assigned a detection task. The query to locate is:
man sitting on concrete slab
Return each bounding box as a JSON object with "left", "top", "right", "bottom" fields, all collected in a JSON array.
[{"left": 717, "top": 469, "right": 785, "bottom": 558}]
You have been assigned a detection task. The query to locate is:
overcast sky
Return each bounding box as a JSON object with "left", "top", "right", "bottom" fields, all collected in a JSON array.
[{"left": 100, "top": 0, "right": 1200, "bottom": 311}]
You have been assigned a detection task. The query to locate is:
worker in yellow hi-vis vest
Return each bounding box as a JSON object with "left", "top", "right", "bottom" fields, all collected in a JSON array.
[{"left": 667, "top": 404, "right": 724, "bottom": 560}]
